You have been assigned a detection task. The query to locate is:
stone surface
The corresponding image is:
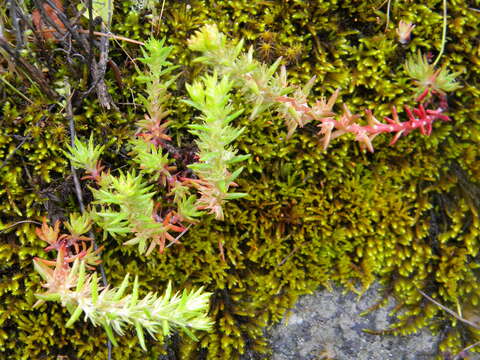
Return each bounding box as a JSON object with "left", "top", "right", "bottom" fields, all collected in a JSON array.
[{"left": 267, "top": 283, "right": 480, "bottom": 360}]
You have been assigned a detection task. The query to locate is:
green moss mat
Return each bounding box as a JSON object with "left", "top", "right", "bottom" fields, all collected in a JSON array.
[{"left": 1, "top": 0, "right": 479, "bottom": 358}]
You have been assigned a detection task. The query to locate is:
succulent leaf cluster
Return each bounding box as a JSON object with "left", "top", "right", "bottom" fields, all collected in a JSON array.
[
  {"left": 184, "top": 73, "right": 250, "bottom": 220},
  {"left": 90, "top": 170, "right": 181, "bottom": 255},
  {"left": 34, "top": 248, "right": 212, "bottom": 351},
  {"left": 404, "top": 51, "right": 461, "bottom": 99},
  {"left": 188, "top": 24, "right": 293, "bottom": 120},
  {"left": 188, "top": 25, "right": 455, "bottom": 153},
  {"left": 63, "top": 134, "right": 105, "bottom": 178}
]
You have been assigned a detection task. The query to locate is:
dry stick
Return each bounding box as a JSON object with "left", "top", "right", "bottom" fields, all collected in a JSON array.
[
  {"left": 0, "top": 136, "right": 30, "bottom": 170},
  {"left": 81, "top": 30, "right": 145, "bottom": 45},
  {"left": 96, "top": 0, "right": 117, "bottom": 111},
  {"left": 274, "top": 235, "right": 296, "bottom": 268},
  {"left": 87, "top": 0, "right": 94, "bottom": 73},
  {"left": 38, "top": 28, "right": 145, "bottom": 45},
  {"left": 9, "top": 0, "right": 23, "bottom": 49},
  {"left": 0, "top": 37, "right": 57, "bottom": 98},
  {"left": 165, "top": 224, "right": 192, "bottom": 249},
  {"left": 96, "top": 21, "right": 116, "bottom": 110},
  {"left": 65, "top": 85, "right": 112, "bottom": 359},
  {"left": 0, "top": 220, "right": 43, "bottom": 234},
  {"left": 418, "top": 289, "right": 480, "bottom": 330},
  {"left": 37, "top": 0, "right": 115, "bottom": 109},
  {"left": 453, "top": 340, "right": 480, "bottom": 360}
]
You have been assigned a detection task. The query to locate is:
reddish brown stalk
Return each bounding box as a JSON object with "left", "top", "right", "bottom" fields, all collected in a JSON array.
[{"left": 275, "top": 91, "right": 450, "bottom": 152}]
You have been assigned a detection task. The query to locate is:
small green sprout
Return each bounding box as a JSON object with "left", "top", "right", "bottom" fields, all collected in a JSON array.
[
  {"left": 63, "top": 135, "right": 105, "bottom": 180},
  {"left": 33, "top": 253, "right": 212, "bottom": 351},
  {"left": 404, "top": 51, "right": 461, "bottom": 101},
  {"left": 187, "top": 23, "right": 226, "bottom": 54},
  {"left": 130, "top": 139, "right": 175, "bottom": 183},
  {"left": 183, "top": 73, "right": 250, "bottom": 220},
  {"left": 63, "top": 212, "right": 92, "bottom": 238}
]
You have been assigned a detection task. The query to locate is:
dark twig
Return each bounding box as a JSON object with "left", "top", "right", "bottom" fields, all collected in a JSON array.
[
  {"left": 98, "top": 24, "right": 109, "bottom": 79},
  {"left": 95, "top": 0, "right": 117, "bottom": 110},
  {"left": 0, "top": 136, "right": 30, "bottom": 170},
  {"left": 0, "top": 220, "right": 43, "bottom": 234},
  {"left": 453, "top": 340, "right": 480, "bottom": 360},
  {"left": 65, "top": 86, "right": 108, "bottom": 285},
  {"left": 95, "top": 21, "right": 116, "bottom": 110},
  {"left": 418, "top": 289, "right": 480, "bottom": 330},
  {"left": 87, "top": 0, "right": 94, "bottom": 72},
  {"left": 94, "top": 0, "right": 116, "bottom": 111},
  {"left": 275, "top": 236, "right": 300, "bottom": 269},
  {"left": 35, "top": 0, "right": 115, "bottom": 109},
  {"left": 9, "top": 0, "right": 24, "bottom": 50},
  {"left": 0, "top": 36, "right": 57, "bottom": 98},
  {"left": 65, "top": 83, "right": 112, "bottom": 359}
]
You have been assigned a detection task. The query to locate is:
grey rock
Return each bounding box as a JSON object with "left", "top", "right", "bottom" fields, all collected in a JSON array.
[{"left": 266, "top": 283, "right": 480, "bottom": 360}]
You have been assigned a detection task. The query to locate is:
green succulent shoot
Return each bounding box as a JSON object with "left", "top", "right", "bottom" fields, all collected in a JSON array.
[
  {"left": 63, "top": 135, "right": 105, "bottom": 181},
  {"left": 169, "top": 181, "right": 204, "bottom": 223},
  {"left": 90, "top": 170, "right": 185, "bottom": 255},
  {"left": 187, "top": 23, "right": 227, "bottom": 54},
  {"left": 63, "top": 212, "right": 92, "bottom": 238},
  {"left": 404, "top": 51, "right": 461, "bottom": 100},
  {"left": 34, "top": 253, "right": 212, "bottom": 351},
  {"left": 129, "top": 139, "right": 175, "bottom": 184},
  {"left": 183, "top": 72, "right": 250, "bottom": 220},
  {"left": 137, "top": 38, "right": 179, "bottom": 125}
]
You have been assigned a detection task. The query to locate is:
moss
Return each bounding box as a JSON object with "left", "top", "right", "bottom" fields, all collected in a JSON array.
[{"left": 1, "top": 0, "right": 480, "bottom": 359}]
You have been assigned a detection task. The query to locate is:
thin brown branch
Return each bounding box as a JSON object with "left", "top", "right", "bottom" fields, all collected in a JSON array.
[
  {"left": 0, "top": 136, "right": 30, "bottom": 170},
  {"left": 0, "top": 36, "right": 57, "bottom": 98},
  {"left": 453, "top": 340, "right": 480, "bottom": 360},
  {"left": 0, "top": 220, "right": 43, "bottom": 234},
  {"left": 35, "top": 28, "right": 145, "bottom": 45},
  {"left": 83, "top": 30, "right": 145, "bottom": 45},
  {"left": 65, "top": 82, "right": 112, "bottom": 357},
  {"left": 418, "top": 289, "right": 480, "bottom": 330}
]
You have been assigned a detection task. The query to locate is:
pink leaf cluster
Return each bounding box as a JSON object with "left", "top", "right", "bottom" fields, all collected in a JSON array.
[{"left": 276, "top": 90, "right": 450, "bottom": 152}]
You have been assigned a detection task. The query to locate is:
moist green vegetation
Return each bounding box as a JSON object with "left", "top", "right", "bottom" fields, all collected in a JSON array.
[{"left": 1, "top": 0, "right": 479, "bottom": 359}]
